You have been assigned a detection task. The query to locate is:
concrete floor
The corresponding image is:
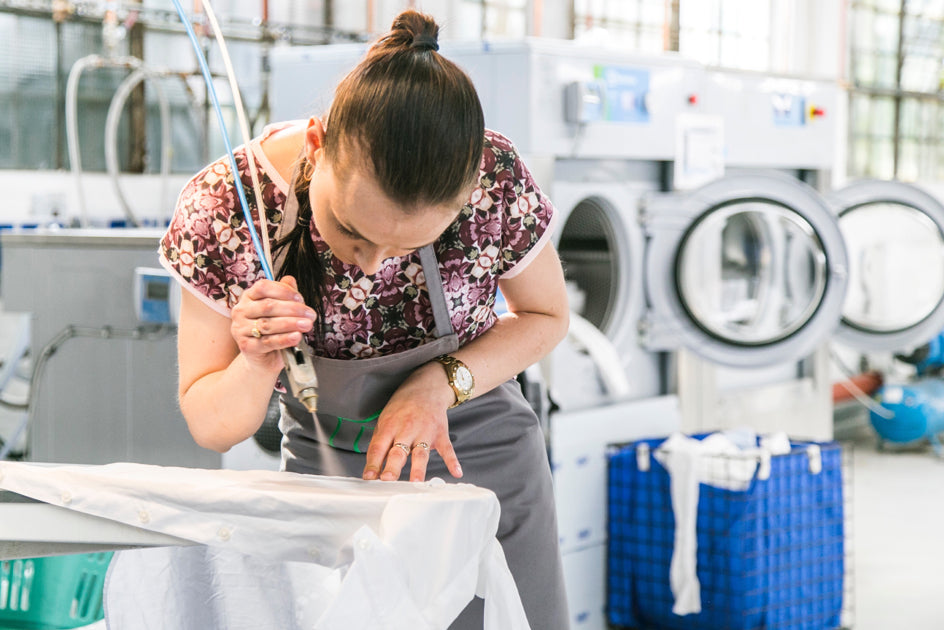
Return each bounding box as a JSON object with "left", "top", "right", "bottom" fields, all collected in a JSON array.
[{"left": 847, "top": 426, "right": 944, "bottom": 630}]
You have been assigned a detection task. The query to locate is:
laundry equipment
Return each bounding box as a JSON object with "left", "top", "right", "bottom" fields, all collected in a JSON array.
[
  {"left": 269, "top": 41, "right": 944, "bottom": 629},
  {"left": 672, "top": 71, "right": 944, "bottom": 454},
  {"left": 832, "top": 182, "right": 944, "bottom": 455}
]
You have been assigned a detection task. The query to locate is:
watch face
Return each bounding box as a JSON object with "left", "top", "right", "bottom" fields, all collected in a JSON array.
[{"left": 454, "top": 366, "right": 474, "bottom": 392}]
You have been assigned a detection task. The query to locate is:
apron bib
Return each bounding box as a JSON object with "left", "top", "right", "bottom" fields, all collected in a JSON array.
[{"left": 279, "top": 243, "right": 458, "bottom": 454}]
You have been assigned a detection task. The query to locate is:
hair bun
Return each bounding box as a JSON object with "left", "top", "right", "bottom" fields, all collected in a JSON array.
[{"left": 410, "top": 34, "right": 439, "bottom": 51}]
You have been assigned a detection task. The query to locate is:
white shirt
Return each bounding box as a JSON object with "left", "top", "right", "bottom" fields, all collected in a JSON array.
[{"left": 0, "top": 462, "right": 529, "bottom": 629}]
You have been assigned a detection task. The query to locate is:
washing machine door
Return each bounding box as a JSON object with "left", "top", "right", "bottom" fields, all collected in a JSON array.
[
  {"left": 552, "top": 183, "right": 644, "bottom": 349},
  {"left": 643, "top": 171, "right": 848, "bottom": 367},
  {"left": 829, "top": 180, "right": 944, "bottom": 353}
]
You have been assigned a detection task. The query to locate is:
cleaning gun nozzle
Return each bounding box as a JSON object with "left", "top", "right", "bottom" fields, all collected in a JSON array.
[{"left": 299, "top": 389, "right": 318, "bottom": 414}]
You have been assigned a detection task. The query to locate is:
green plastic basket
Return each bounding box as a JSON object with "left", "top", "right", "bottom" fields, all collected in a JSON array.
[{"left": 0, "top": 552, "right": 112, "bottom": 629}]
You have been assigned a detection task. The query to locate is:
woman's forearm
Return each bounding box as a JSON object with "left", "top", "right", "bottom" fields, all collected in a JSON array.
[
  {"left": 408, "top": 244, "right": 570, "bottom": 407},
  {"left": 451, "top": 309, "right": 567, "bottom": 399},
  {"left": 178, "top": 351, "right": 282, "bottom": 452},
  {"left": 176, "top": 287, "right": 302, "bottom": 453}
]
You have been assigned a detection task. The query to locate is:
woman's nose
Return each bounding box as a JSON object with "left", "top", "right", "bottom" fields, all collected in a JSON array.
[{"left": 355, "top": 247, "right": 386, "bottom": 275}]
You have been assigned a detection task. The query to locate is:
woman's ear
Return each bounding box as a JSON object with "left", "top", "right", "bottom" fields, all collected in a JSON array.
[{"left": 304, "top": 116, "right": 327, "bottom": 165}]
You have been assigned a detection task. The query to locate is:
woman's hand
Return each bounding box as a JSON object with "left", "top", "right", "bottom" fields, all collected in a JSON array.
[
  {"left": 363, "top": 361, "right": 463, "bottom": 482},
  {"left": 230, "top": 275, "right": 317, "bottom": 373}
]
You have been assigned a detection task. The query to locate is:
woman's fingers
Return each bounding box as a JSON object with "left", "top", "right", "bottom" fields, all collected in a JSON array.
[
  {"left": 246, "top": 315, "right": 314, "bottom": 338},
  {"left": 232, "top": 277, "right": 315, "bottom": 356},
  {"left": 408, "top": 442, "right": 432, "bottom": 482},
  {"left": 244, "top": 276, "right": 304, "bottom": 303},
  {"left": 364, "top": 432, "right": 460, "bottom": 482},
  {"left": 380, "top": 441, "right": 412, "bottom": 481},
  {"left": 435, "top": 439, "right": 463, "bottom": 479}
]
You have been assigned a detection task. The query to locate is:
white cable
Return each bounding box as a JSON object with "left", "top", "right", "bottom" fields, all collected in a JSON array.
[
  {"left": 829, "top": 350, "right": 894, "bottom": 419},
  {"left": 104, "top": 67, "right": 174, "bottom": 227},
  {"left": 66, "top": 54, "right": 143, "bottom": 227},
  {"left": 199, "top": 0, "right": 273, "bottom": 267}
]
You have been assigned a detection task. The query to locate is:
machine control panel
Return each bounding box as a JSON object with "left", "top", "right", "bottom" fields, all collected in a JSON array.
[
  {"left": 563, "top": 66, "right": 652, "bottom": 125},
  {"left": 134, "top": 267, "right": 180, "bottom": 324},
  {"left": 595, "top": 65, "right": 651, "bottom": 123}
]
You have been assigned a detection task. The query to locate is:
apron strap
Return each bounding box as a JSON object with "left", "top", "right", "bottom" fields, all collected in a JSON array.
[{"left": 418, "top": 244, "right": 455, "bottom": 339}]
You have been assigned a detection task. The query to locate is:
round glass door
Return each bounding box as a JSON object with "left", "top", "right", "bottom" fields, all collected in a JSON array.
[
  {"left": 677, "top": 200, "right": 829, "bottom": 346},
  {"left": 557, "top": 196, "right": 627, "bottom": 335},
  {"left": 842, "top": 203, "right": 944, "bottom": 332},
  {"left": 643, "top": 172, "right": 848, "bottom": 367},
  {"left": 831, "top": 180, "right": 944, "bottom": 352}
]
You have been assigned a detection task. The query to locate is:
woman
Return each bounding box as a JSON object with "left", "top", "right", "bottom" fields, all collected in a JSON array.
[{"left": 160, "top": 9, "right": 569, "bottom": 629}]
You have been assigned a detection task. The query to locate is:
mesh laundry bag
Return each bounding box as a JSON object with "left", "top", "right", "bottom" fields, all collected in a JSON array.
[{"left": 607, "top": 436, "right": 844, "bottom": 630}]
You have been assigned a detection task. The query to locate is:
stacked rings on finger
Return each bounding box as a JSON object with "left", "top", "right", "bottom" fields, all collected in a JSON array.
[
  {"left": 393, "top": 442, "right": 411, "bottom": 456},
  {"left": 251, "top": 326, "right": 263, "bottom": 339},
  {"left": 413, "top": 442, "right": 430, "bottom": 451}
]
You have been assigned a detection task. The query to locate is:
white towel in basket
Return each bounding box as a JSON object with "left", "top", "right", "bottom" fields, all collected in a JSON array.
[{"left": 653, "top": 431, "right": 790, "bottom": 616}]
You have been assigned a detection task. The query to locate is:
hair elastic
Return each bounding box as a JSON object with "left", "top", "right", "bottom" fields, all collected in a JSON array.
[{"left": 411, "top": 35, "right": 439, "bottom": 51}]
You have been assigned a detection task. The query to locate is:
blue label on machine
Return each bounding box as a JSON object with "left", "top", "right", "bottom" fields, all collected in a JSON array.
[
  {"left": 771, "top": 93, "right": 806, "bottom": 126},
  {"left": 595, "top": 65, "right": 651, "bottom": 123}
]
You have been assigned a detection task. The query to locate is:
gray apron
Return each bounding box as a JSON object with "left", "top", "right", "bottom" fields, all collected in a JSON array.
[{"left": 271, "top": 178, "right": 569, "bottom": 630}]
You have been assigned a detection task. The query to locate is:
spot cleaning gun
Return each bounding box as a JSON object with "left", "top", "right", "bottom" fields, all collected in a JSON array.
[
  {"left": 281, "top": 346, "right": 319, "bottom": 413},
  {"left": 173, "top": 0, "right": 319, "bottom": 414}
]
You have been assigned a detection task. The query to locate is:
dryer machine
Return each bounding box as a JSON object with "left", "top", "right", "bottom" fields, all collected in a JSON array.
[
  {"left": 665, "top": 69, "right": 844, "bottom": 441},
  {"left": 679, "top": 71, "right": 944, "bottom": 441},
  {"left": 828, "top": 179, "right": 944, "bottom": 358}
]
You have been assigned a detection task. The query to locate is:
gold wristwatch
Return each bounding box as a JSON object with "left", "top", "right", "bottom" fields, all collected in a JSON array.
[{"left": 433, "top": 354, "right": 475, "bottom": 408}]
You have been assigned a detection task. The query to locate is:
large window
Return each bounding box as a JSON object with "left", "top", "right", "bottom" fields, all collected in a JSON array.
[
  {"left": 849, "top": 0, "right": 944, "bottom": 181},
  {"left": 0, "top": 3, "right": 360, "bottom": 173},
  {"left": 678, "top": 0, "right": 771, "bottom": 71},
  {"left": 571, "top": 0, "right": 773, "bottom": 68},
  {"left": 458, "top": 0, "right": 529, "bottom": 38},
  {"left": 572, "top": 0, "right": 667, "bottom": 52}
]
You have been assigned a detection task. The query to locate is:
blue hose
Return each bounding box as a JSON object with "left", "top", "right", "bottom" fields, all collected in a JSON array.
[{"left": 169, "top": 0, "right": 274, "bottom": 281}]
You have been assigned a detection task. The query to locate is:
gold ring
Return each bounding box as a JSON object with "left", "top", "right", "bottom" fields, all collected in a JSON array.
[
  {"left": 251, "top": 326, "right": 262, "bottom": 339},
  {"left": 413, "top": 442, "right": 430, "bottom": 451},
  {"left": 392, "top": 442, "right": 410, "bottom": 456}
]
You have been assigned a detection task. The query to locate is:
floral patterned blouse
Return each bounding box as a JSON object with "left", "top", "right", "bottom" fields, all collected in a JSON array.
[{"left": 159, "top": 123, "right": 557, "bottom": 360}]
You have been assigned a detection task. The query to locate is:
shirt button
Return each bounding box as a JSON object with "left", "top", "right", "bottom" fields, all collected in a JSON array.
[
  {"left": 138, "top": 509, "right": 150, "bottom": 524},
  {"left": 217, "top": 527, "right": 232, "bottom": 542},
  {"left": 307, "top": 546, "right": 321, "bottom": 560},
  {"left": 60, "top": 491, "right": 72, "bottom": 505},
  {"left": 357, "top": 538, "right": 371, "bottom": 551}
]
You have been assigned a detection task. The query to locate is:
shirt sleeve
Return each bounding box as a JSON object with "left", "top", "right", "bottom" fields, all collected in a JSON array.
[
  {"left": 475, "top": 131, "right": 557, "bottom": 280},
  {"left": 157, "top": 150, "right": 268, "bottom": 317}
]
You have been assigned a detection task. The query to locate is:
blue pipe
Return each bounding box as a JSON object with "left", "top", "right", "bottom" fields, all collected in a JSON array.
[{"left": 169, "top": 0, "right": 274, "bottom": 281}]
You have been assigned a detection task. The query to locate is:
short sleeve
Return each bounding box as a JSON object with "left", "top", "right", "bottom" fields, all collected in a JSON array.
[
  {"left": 158, "top": 150, "right": 270, "bottom": 316},
  {"left": 472, "top": 131, "right": 557, "bottom": 280}
]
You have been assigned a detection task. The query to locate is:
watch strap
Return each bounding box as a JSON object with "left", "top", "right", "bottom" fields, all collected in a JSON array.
[{"left": 433, "top": 354, "right": 474, "bottom": 408}]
